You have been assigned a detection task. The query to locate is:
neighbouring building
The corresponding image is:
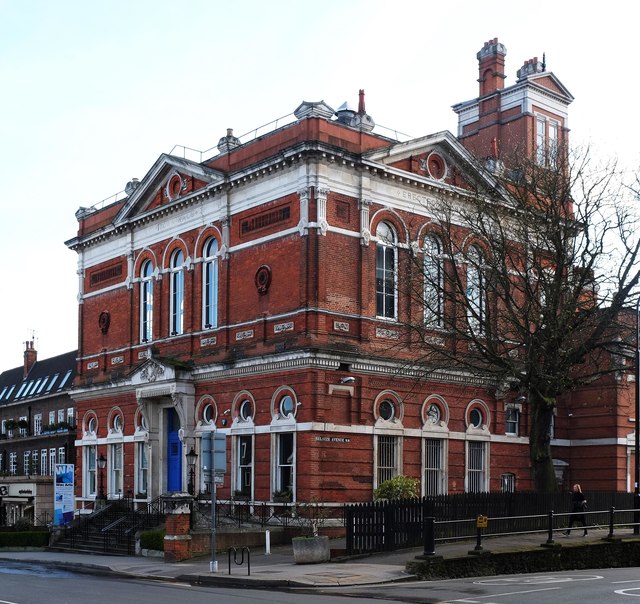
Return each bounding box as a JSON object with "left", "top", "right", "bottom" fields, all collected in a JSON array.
[
  {"left": 63, "top": 38, "right": 636, "bottom": 512},
  {"left": 0, "top": 342, "right": 77, "bottom": 525}
]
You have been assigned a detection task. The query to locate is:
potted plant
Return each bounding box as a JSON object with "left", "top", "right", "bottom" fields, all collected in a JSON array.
[
  {"left": 272, "top": 489, "right": 292, "bottom": 503},
  {"left": 233, "top": 489, "right": 251, "bottom": 501},
  {"left": 5, "top": 419, "right": 17, "bottom": 436},
  {"left": 291, "top": 498, "right": 330, "bottom": 564}
]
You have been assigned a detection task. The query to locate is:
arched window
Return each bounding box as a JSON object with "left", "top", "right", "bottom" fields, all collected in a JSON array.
[
  {"left": 424, "top": 235, "right": 444, "bottom": 327},
  {"left": 375, "top": 221, "right": 397, "bottom": 319},
  {"left": 202, "top": 238, "right": 219, "bottom": 329},
  {"left": 170, "top": 249, "right": 185, "bottom": 336},
  {"left": 140, "top": 260, "right": 154, "bottom": 343},
  {"left": 466, "top": 245, "right": 486, "bottom": 335}
]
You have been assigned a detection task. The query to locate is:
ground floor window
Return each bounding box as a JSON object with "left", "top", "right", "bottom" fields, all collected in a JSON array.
[
  {"left": 137, "top": 442, "right": 148, "bottom": 497},
  {"left": 40, "top": 449, "right": 47, "bottom": 476},
  {"left": 49, "top": 448, "right": 56, "bottom": 476},
  {"left": 236, "top": 435, "right": 253, "bottom": 496},
  {"left": 110, "top": 442, "right": 123, "bottom": 498},
  {"left": 85, "top": 445, "right": 97, "bottom": 498},
  {"left": 275, "top": 433, "right": 294, "bottom": 496},
  {"left": 501, "top": 473, "right": 516, "bottom": 493},
  {"left": 467, "top": 441, "right": 487, "bottom": 492},
  {"left": 376, "top": 435, "right": 399, "bottom": 487},
  {"left": 424, "top": 438, "right": 446, "bottom": 495},
  {"left": 31, "top": 450, "right": 39, "bottom": 475}
]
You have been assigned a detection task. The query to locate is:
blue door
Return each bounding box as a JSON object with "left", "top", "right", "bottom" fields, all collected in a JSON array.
[{"left": 167, "top": 409, "right": 182, "bottom": 492}]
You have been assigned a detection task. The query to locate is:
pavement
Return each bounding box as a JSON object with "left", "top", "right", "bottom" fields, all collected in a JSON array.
[{"left": 1, "top": 527, "right": 638, "bottom": 588}]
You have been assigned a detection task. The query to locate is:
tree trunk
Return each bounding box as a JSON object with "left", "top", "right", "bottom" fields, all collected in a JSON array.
[{"left": 529, "top": 393, "right": 558, "bottom": 493}]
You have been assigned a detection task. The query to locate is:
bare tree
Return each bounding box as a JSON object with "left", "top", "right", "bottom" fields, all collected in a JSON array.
[{"left": 402, "top": 148, "right": 640, "bottom": 492}]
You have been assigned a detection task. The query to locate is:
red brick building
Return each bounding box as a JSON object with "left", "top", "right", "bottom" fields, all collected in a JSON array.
[{"left": 65, "top": 38, "right": 635, "bottom": 510}]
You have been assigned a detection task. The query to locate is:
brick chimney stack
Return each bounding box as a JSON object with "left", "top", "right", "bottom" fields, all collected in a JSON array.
[
  {"left": 24, "top": 340, "right": 37, "bottom": 377},
  {"left": 477, "top": 38, "right": 507, "bottom": 97}
]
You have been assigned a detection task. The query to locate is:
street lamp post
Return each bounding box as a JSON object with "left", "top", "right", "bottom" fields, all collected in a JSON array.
[
  {"left": 634, "top": 299, "right": 640, "bottom": 534},
  {"left": 97, "top": 453, "right": 107, "bottom": 503},
  {"left": 186, "top": 446, "right": 198, "bottom": 496}
]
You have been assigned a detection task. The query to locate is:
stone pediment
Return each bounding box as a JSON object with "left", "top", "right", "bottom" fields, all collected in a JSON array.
[
  {"left": 364, "top": 131, "right": 507, "bottom": 197},
  {"left": 129, "top": 358, "right": 177, "bottom": 386},
  {"left": 113, "top": 154, "right": 224, "bottom": 225}
]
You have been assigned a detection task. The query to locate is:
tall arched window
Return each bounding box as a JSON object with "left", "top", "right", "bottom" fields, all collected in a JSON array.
[
  {"left": 140, "top": 260, "right": 154, "bottom": 343},
  {"left": 170, "top": 249, "right": 185, "bottom": 336},
  {"left": 466, "top": 245, "right": 486, "bottom": 335},
  {"left": 202, "top": 238, "right": 219, "bottom": 329},
  {"left": 376, "top": 221, "right": 397, "bottom": 319},
  {"left": 424, "top": 235, "right": 444, "bottom": 327}
]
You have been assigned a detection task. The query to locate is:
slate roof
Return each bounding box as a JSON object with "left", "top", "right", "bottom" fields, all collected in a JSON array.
[{"left": 0, "top": 350, "right": 77, "bottom": 406}]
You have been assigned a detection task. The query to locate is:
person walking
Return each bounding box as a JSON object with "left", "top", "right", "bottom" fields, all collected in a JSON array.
[{"left": 563, "top": 483, "right": 588, "bottom": 536}]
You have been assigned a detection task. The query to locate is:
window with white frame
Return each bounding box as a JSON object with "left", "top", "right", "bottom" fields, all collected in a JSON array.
[
  {"left": 23, "top": 451, "right": 30, "bottom": 474},
  {"left": 375, "top": 221, "right": 398, "bottom": 319},
  {"left": 19, "top": 415, "right": 27, "bottom": 436},
  {"left": 424, "top": 235, "right": 444, "bottom": 327},
  {"left": 58, "top": 446, "right": 66, "bottom": 464},
  {"left": 376, "top": 435, "right": 399, "bottom": 486},
  {"left": 49, "top": 448, "right": 56, "bottom": 475},
  {"left": 40, "top": 448, "right": 47, "bottom": 475},
  {"left": 67, "top": 407, "right": 74, "bottom": 427},
  {"left": 275, "top": 433, "right": 294, "bottom": 496},
  {"left": 424, "top": 438, "right": 446, "bottom": 495},
  {"left": 49, "top": 410, "right": 55, "bottom": 427},
  {"left": 505, "top": 407, "right": 519, "bottom": 435},
  {"left": 34, "top": 414, "right": 42, "bottom": 435},
  {"left": 58, "top": 409, "right": 65, "bottom": 424},
  {"left": 467, "top": 441, "right": 487, "bottom": 492},
  {"left": 137, "top": 442, "right": 148, "bottom": 497},
  {"left": 1, "top": 419, "right": 5, "bottom": 435},
  {"left": 501, "top": 473, "right": 516, "bottom": 493},
  {"left": 203, "top": 237, "right": 219, "bottom": 329},
  {"left": 466, "top": 245, "right": 486, "bottom": 335},
  {"left": 85, "top": 445, "right": 97, "bottom": 497},
  {"left": 236, "top": 435, "right": 253, "bottom": 495},
  {"left": 170, "top": 249, "right": 185, "bottom": 336},
  {"left": 536, "top": 115, "right": 561, "bottom": 168},
  {"left": 140, "top": 260, "right": 154, "bottom": 342},
  {"left": 111, "top": 442, "right": 123, "bottom": 497},
  {"left": 10, "top": 452, "right": 17, "bottom": 475},
  {"left": 31, "top": 449, "right": 39, "bottom": 475}
]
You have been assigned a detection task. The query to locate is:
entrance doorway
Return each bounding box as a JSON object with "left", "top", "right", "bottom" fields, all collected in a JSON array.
[{"left": 166, "top": 409, "right": 182, "bottom": 492}]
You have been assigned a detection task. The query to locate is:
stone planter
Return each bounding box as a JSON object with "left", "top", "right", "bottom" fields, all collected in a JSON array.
[{"left": 292, "top": 536, "right": 330, "bottom": 564}]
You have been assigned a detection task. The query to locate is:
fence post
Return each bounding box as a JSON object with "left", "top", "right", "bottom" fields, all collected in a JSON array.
[
  {"left": 422, "top": 516, "right": 436, "bottom": 556},
  {"left": 542, "top": 509, "right": 555, "bottom": 547},
  {"left": 607, "top": 506, "right": 615, "bottom": 539}
]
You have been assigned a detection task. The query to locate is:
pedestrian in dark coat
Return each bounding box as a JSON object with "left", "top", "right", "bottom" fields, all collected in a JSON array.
[{"left": 563, "top": 483, "right": 588, "bottom": 536}]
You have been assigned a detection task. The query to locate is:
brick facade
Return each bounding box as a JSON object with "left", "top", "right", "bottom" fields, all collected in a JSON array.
[{"left": 64, "top": 38, "right": 636, "bottom": 513}]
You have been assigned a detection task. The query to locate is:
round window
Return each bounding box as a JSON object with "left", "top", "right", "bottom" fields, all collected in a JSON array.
[
  {"left": 379, "top": 399, "right": 395, "bottom": 421},
  {"left": 280, "top": 395, "right": 294, "bottom": 417},
  {"left": 240, "top": 399, "right": 252, "bottom": 421},
  {"left": 113, "top": 415, "right": 122, "bottom": 432},
  {"left": 470, "top": 408, "right": 483, "bottom": 428},
  {"left": 203, "top": 404, "right": 215, "bottom": 424},
  {"left": 427, "top": 403, "right": 441, "bottom": 424}
]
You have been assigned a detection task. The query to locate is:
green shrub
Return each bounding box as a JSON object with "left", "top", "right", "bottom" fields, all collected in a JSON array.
[
  {"left": 140, "top": 529, "right": 165, "bottom": 551},
  {"left": 373, "top": 475, "right": 420, "bottom": 501},
  {"left": 0, "top": 531, "right": 49, "bottom": 547}
]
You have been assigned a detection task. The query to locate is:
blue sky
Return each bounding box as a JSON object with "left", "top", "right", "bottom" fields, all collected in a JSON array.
[{"left": 0, "top": 0, "right": 638, "bottom": 369}]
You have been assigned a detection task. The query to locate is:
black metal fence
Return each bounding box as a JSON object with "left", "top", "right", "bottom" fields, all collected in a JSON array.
[{"left": 345, "top": 491, "right": 636, "bottom": 555}]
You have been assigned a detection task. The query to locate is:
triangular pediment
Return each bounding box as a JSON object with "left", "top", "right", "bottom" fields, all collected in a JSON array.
[
  {"left": 114, "top": 154, "right": 225, "bottom": 225},
  {"left": 527, "top": 71, "right": 574, "bottom": 103},
  {"left": 364, "top": 131, "right": 505, "bottom": 198},
  {"left": 129, "top": 357, "right": 178, "bottom": 386}
]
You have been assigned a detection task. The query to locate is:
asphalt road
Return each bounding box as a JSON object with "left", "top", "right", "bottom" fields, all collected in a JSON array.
[{"left": 322, "top": 568, "right": 640, "bottom": 603}]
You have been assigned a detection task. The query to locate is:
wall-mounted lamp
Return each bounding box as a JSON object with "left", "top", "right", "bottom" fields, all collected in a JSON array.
[
  {"left": 223, "top": 409, "right": 231, "bottom": 415},
  {"left": 340, "top": 376, "right": 356, "bottom": 384}
]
